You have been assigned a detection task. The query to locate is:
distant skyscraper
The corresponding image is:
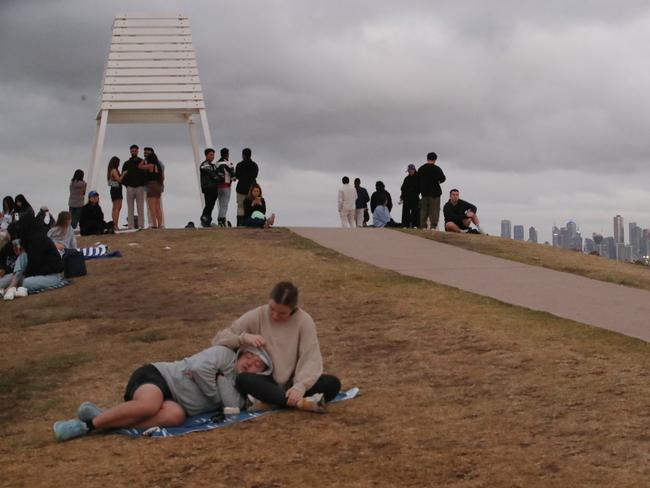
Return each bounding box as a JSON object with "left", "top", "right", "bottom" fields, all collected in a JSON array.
[
  {"left": 501, "top": 220, "right": 512, "bottom": 239},
  {"left": 629, "top": 222, "right": 641, "bottom": 258},
  {"left": 528, "top": 226, "right": 538, "bottom": 243},
  {"left": 513, "top": 225, "right": 524, "bottom": 241},
  {"left": 603, "top": 236, "right": 617, "bottom": 259},
  {"left": 584, "top": 238, "right": 595, "bottom": 254},
  {"left": 613, "top": 215, "right": 624, "bottom": 244},
  {"left": 552, "top": 226, "right": 561, "bottom": 248}
]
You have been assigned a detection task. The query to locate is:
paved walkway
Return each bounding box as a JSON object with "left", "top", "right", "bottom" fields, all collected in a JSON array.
[{"left": 291, "top": 228, "right": 650, "bottom": 342}]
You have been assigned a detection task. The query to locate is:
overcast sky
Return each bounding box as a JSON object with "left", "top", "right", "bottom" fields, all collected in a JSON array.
[{"left": 1, "top": 0, "right": 649, "bottom": 242}]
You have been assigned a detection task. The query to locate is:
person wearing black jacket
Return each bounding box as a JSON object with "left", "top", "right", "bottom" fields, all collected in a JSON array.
[
  {"left": 199, "top": 148, "right": 219, "bottom": 227},
  {"left": 418, "top": 152, "right": 446, "bottom": 230},
  {"left": 121, "top": 144, "right": 146, "bottom": 229},
  {"left": 0, "top": 235, "right": 17, "bottom": 291},
  {"left": 235, "top": 148, "right": 259, "bottom": 227},
  {"left": 443, "top": 189, "right": 484, "bottom": 234},
  {"left": 354, "top": 178, "right": 370, "bottom": 227},
  {"left": 370, "top": 181, "right": 393, "bottom": 214},
  {"left": 79, "top": 191, "right": 110, "bottom": 236},
  {"left": 2, "top": 214, "right": 64, "bottom": 299},
  {"left": 400, "top": 164, "right": 420, "bottom": 228},
  {"left": 216, "top": 147, "right": 235, "bottom": 227}
]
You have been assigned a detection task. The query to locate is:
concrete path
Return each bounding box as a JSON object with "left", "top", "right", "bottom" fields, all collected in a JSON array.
[{"left": 291, "top": 228, "right": 650, "bottom": 343}]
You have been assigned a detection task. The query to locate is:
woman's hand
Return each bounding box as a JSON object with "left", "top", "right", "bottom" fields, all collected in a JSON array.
[
  {"left": 285, "top": 387, "right": 303, "bottom": 407},
  {"left": 241, "top": 333, "right": 266, "bottom": 348}
]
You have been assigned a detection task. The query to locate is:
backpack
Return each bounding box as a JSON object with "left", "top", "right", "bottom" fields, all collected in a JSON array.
[{"left": 63, "top": 249, "right": 87, "bottom": 278}]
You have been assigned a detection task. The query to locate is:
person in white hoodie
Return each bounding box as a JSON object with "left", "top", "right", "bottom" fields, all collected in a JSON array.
[{"left": 338, "top": 176, "right": 357, "bottom": 228}]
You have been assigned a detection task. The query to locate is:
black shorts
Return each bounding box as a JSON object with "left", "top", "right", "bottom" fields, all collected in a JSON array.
[
  {"left": 123, "top": 364, "right": 173, "bottom": 402},
  {"left": 449, "top": 219, "right": 470, "bottom": 230},
  {"left": 110, "top": 186, "right": 123, "bottom": 202}
]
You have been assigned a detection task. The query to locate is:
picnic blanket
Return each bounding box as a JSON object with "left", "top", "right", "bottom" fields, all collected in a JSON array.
[
  {"left": 79, "top": 245, "right": 122, "bottom": 260},
  {"left": 116, "top": 387, "right": 360, "bottom": 438}
]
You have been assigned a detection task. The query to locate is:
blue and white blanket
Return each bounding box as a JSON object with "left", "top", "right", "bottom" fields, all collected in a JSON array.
[
  {"left": 116, "top": 387, "right": 360, "bottom": 438},
  {"left": 79, "top": 245, "right": 122, "bottom": 260}
]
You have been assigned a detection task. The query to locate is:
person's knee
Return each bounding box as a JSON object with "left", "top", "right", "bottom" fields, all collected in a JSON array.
[
  {"left": 162, "top": 401, "right": 186, "bottom": 425},
  {"left": 445, "top": 222, "right": 456, "bottom": 232}
]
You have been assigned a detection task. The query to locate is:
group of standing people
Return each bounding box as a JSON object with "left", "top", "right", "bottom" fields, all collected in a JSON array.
[
  {"left": 200, "top": 147, "right": 275, "bottom": 229},
  {"left": 52, "top": 281, "right": 341, "bottom": 442},
  {"left": 338, "top": 151, "right": 484, "bottom": 233}
]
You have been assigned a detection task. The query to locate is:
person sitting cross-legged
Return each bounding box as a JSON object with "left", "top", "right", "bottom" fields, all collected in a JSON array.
[
  {"left": 443, "top": 188, "right": 484, "bottom": 234},
  {"left": 52, "top": 345, "right": 272, "bottom": 442}
]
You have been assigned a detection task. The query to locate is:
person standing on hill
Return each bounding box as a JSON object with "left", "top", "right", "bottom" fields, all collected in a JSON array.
[
  {"left": 235, "top": 148, "right": 259, "bottom": 227},
  {"left": 216, "top": 147, "right": 235, "bottom": 227},
  {"left": 142, "top": 147, "right": 164, "bottom": 229},
  {"left": 400, "top": 164, "right": 420, "bottom": 228},
  {"left": 418, "top": 152, "right": 446, "bottom": 230},
  {"left": 354, "top": 178, "right": 370, "bottom": 227},
  {"left": 200, "top": 148, "right": 219, "bottom": 227},
  {"left": 68, "top": 170, "right": 87, "bottom": 230},
  {"left": 121, "top": 144, "right": 146, "bottom": 229},
  {"left": 338, "top": 176, "right": 357, "bottom": 228}
]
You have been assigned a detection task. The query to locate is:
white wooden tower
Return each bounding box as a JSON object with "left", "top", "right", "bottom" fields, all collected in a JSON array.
[{"left": 87, "top": 13, "right": 212, "bottom": 203}]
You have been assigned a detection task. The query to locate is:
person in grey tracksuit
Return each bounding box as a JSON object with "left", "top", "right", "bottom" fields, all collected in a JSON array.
[{"left": 52, "top": 346, "right": 273, "bottom": 442}]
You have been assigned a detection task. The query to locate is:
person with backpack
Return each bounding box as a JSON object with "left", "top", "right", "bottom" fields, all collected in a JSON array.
[{"left": 216, "top": 147, "right": 235, "bottom": 227}]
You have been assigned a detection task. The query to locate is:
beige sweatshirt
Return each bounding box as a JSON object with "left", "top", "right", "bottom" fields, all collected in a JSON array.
[{"left": 212, "top": 305, "right": 323, "bottom": 394}]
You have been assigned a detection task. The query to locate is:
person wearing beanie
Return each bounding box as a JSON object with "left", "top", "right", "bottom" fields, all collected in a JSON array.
[
  {"left": 400, "top": 164, "right": 420, "bottom": 228},
  {"left": 418, "top": 151, "right": 446, "bottom": 230},
  {"left": 52, "top": 345, "right": 272, "bottom": 442}
]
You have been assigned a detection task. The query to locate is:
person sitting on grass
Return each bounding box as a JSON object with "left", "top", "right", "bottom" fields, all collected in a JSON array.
[
  {"left": 243, "top": 183, "right": 275, "bottom": 228},
  {"left": 443, "top": 189, "right": 484, "bottom": 234},
  {"left": 213, "top": 281, "right": 341, "bottom": 413},
  {"left": 2, "top": 214, "right": 64, "bottom": 300},
  {"left": 0, "top": 230, "right": 17, "bottom": 291},
  {"left": 47, "top": 211, "right": 77, "bottom": 252},
  {"left": 79, "top": 191, "right": 112, "bottom": 236},
  {"left": 372, "top": 195, "right": 400, "bottom": 228},
  {"left": 52, "top": 345, "right": 272, "bottom": 442}
]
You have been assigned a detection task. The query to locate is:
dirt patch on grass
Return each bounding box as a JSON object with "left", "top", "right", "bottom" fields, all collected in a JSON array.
[
  {"left": 402, "top": 228, "right": 650, "bottom": 292},
  {"left": 0, "top": 228, "right": 648, "bottom": 487}
]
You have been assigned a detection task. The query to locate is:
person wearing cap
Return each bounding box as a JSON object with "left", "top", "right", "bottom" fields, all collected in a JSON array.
[
  {"left": 418, "top": 152, "right": 446, "bottom": 230},
  {"left": 52, "top": 345, "right": 273, "bottom": 442},
  {"left": 213, "top": 281, "right": 341, "bottom": 413},
  {"left": 79, "top": 191, "right": 110, "bottom": 236},
  {"left": 400, "top": 164, "right": 420, "bottom": 228}
]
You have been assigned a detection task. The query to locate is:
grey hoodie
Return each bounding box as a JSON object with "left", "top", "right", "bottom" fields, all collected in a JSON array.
[{"left": 153, "top": 345, "right": 272, "bottom": 416}]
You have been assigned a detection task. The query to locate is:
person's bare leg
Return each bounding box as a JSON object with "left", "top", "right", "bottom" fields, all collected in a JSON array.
[
  {"left": 154, "top": 198, "right": 162, "bottom": 228},
  {"left": 91, "top": 384, "right": 164, "bottom": 429},
  {"left": 445, "top": 222, "right": 462, "bottom": 233},
  {"left": 112, "top": 200, "right": 122, "bottom": 230},
  {"left": 131, "top": 400, "right": 185, "bottom": 429}
]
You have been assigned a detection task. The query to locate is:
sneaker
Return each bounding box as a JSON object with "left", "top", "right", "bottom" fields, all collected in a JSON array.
[
  {"left": 3, "top": 287, "right": 16, "bottom": 301},
  {"left": 298, "top": 393, "right": 326, "bottom": 413},
  {"left": 77, "top": 401, "right": 103, "bottom": 423},
  {"left": 467, "top": 228, "right": 481, "bottom": 235},
  {"left": 15, "top": 287, "right": 28, "bottom": 298},
  {"left": 53, "top": 418, "right": 89, "bottom": 442}
]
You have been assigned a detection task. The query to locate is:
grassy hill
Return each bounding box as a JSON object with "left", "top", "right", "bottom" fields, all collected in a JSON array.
[
  {"left": 1, "top": 229, "right": 648, "bottom": 487},
  {"left": 402, "top": 229, "right": 650, "bottom": 291}
]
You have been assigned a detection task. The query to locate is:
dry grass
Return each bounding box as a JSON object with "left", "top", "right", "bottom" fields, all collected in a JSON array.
[
  {"left": 402, "top": 229, "right": 650, "bottom": 291},
  {"left": 0, "top": 228, "right": 648, "bottom": 487}
]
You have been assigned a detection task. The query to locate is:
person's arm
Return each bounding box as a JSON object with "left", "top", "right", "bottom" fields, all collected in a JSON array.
[
  {"left": 252, "top": 162, "right": 259, "bottom": 180},
  {"left": 288, "top": 318, "right": 323, "bottom": 397},
  {"left": 188, "top": 347, "right": 244, "bottom": 409},
  {"left": 370, "top": 193, "right": 377, "bottom": 213},
  {"left": 69, "top": 228, "right": 77, "bottom": 249},
  {"left": 386, "top": 192, "right": 393, "bottom": 211},
  {"left": 400, "top": 178, "right": 407, "bottom": 202},
  {"left": 260, "top": 198, "right": 267, "bottom": 216},
  {"left": 212, "top": 307, "right": 265, "bottom": 349},
  {"left": 465, "top": 200, "right": 477, "bottom": 214},
  {"left": 438, "top": 167, "right": 446, "bottom": 184}
]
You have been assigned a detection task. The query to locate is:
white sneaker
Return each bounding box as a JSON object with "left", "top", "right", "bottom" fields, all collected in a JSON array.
[
  {"left": 15, "top": 287, "right": 28, "bottom": 298},
  {"left": 3, "top": 287, "right": 16, "bottom": 301}
]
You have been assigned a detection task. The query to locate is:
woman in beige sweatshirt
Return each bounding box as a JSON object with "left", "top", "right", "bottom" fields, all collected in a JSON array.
[{"left": 213, "top": 282, "right": 340, "bottom": 412}]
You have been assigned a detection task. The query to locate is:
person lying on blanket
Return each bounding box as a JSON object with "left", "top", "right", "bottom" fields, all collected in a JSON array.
[
  {"left": 213, "top": 281, "right": 341, "bottom": 413},
  {"left": 52, "top": 345, "right": 272, "bottom": 442}
]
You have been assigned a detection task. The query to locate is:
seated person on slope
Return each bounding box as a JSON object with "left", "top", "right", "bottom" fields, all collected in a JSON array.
[
  {"left": 243, "top": 183, "right": 275, "bottom": 228},
  {"left": 0, "top": 230, "right": 18, "bottom": 292},
  {"left": 52, "top": 345, "right": 272, "bottom": 442},
  {"left": 47, "top": 211, "right": 77, "bottom": 252},
  {"left": 443, "top": 188, "right": 484, "bottom": 234},
  {"left": 2, "top": 214, "right": 65, "bottom": 300},
  {"left": 372, "top": 195, "right": 400, "bottom": 228},
  {"left": 79, "top": 191, "right": 112, "bottom": 236}
]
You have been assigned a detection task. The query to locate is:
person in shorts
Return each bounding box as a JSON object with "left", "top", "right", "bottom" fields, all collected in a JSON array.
[
  {"left": 52, "top": 345, "right": 272, "bottom": 442},
  {"left": 443, "top": 189, "right": 484, "bottom": 234}
]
